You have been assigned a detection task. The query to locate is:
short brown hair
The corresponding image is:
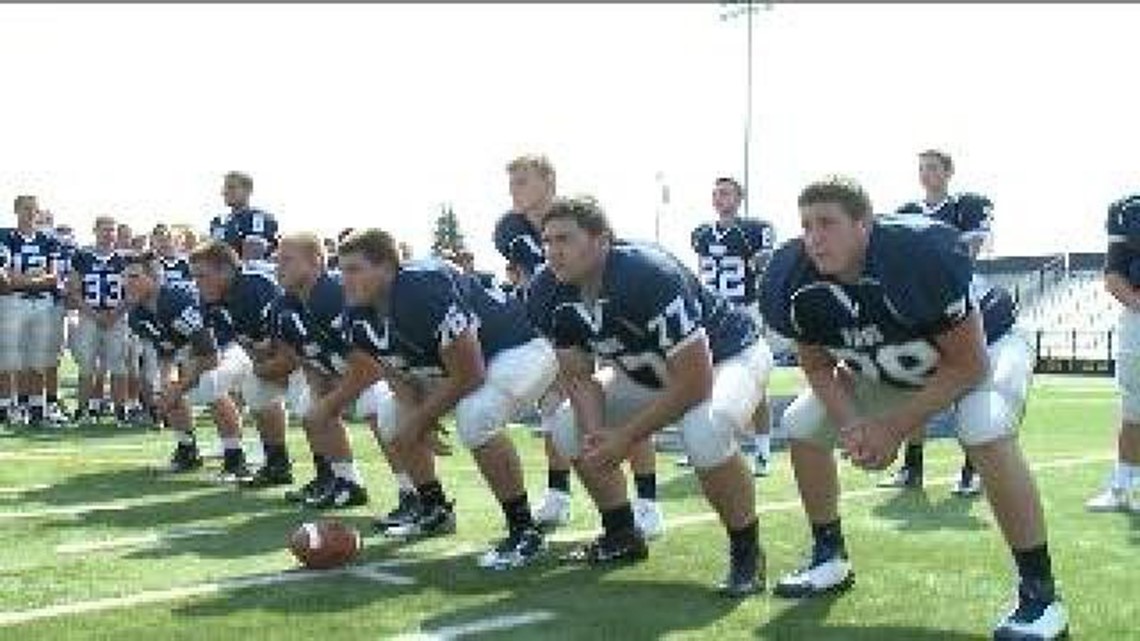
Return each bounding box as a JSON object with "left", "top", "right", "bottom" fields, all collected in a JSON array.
[
  {"left": 507, "top": 154, "right": 556, "bottom": 185},
  {"left": 715, "top": 176, "right": 743, "bottom": 196},
  {"left": 224, "top": 171, "right": 254, "bottom": 191},
  {"left": 279, "top": 232, "right": 326, "bottom": 267},
  {"left": 13, "top": 195, "right": 36, "bottom": 213},
  {"left": 918, "top": 149, "right": 953, "bottom": 173},
  {"left": 543, "top": 195, "right": 612, "bottom": 237},
  {"left": 94, "top": 215, "right": 116, "bottom": 229},
  {"left": 339, "top": 229, "right": 401, "bottom": 267},
  {"left": 797, "top": 176, "right": 874, "bottom": 221},
  {"left": 188, "top": 239, "right": 241, "bottom": 272}
]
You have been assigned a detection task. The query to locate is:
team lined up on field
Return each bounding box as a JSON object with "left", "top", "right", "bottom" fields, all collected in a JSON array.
[{"left": 5, "top": 150, "right": 1109, "bottom": 639}]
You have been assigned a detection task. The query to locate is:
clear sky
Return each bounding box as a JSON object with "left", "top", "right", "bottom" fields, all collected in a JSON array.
[{"left": 1, "top": 3, "right": 1136, "bottom": 272}]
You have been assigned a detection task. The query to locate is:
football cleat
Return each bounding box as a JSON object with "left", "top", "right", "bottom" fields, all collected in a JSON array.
[
  {"left": 164, "top": 443, "right": 204, "bottom": 474},
  {"left": 533, "top": 488, "right": 572, "bottom": 530},
  {"left": 47, "top": 402, "right": 69, "bottom": 425},
  {"left": 675, "top": 454, "right": 693, "bottom": 468},
  {"left": 633, "top": 498, "right": 666, "bottom": 541},
  {"left": 560, "top": 529, "right": 648, "bottom": 565},
  {"left": 285, "top": 476, "right": 333, "bottom": 504},
  {"left": 1085, "top": 486, "right": 1137, "bottom": 513},
  {"left": 372, "top": 490, "right": 422, "bottom": 533},
  {"left": 992, "top": 579, "right": 1070, "bottom": 640},
  {"left": 304, "top": 477, "right": 369, "bottom": 509},
  {"left": 952, "top": 467, "right": 984, "bottom": 498},
  {"left": 240, "top": 462, "right": 294, "bottom": 489},
  {"left": 773, "top": 543, "right": 855, "bottom": 599},
  {"left": 718, "top": 542, "right": 766, "bottom": 598},
  {"left": 477, "top": 526, "right": 546, "bottom": 570},
  {"left": 752, "top": 453, "right": 771, "bottom": 478},
  {"left": 217, "top": 451, "right": 253, "bottom": 484},
  {"left": 384, "top": 501, "right": 457, "bottom": 539},
  {"left": 877, "top": 465, "right": 923, "bottom": 489}
]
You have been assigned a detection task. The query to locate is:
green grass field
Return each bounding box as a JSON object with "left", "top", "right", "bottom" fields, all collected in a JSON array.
[{"left": 0, "top": 369, "right": 1136, "bottom": 640}]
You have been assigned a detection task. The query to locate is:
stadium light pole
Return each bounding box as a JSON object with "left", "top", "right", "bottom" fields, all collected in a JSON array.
[{"left": 719, "top": 1, "right": 772, "bottom": 218}]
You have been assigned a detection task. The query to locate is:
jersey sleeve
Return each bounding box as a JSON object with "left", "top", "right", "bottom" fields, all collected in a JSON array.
[
  {"left": 889, "top": 225, "right": 973, "bottom": 335},
  {"left": 690, "top": 224, "right": 711, "bottom": 254},
  {"left": 740, "top": 219, "right": 775, "bottom": 255},
  {"left": 1105, "top": 197, "right": 1140, "bottom": 279},
  {"left": 623, "top": 254, "right": 705, "bottom": 357},
  {"left": 168, "top": 290, "right": 207, "bottom": 339},
  {"left": 759, "top": 240, "right": 807, "bottom": 341},
  {"left": 402, "top": 270, "right": 476, "bottom": 352},
  {"left": 955, "top": 193, "right": 994, "bottom": 241},
  {"left": 493, "top": 213, "right": 544, "bottom": 276},
  {"left": 524, "top": 268, "right": 583, "bottom": 350}
]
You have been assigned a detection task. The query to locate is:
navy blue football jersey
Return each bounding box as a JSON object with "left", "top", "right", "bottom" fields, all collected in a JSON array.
[
  {"left": 71, "top": 249, "right": 126, "bottom": 310},
  {"left": 206, "top": 266, "right": 281, "bottom": 347},
  {"left": 208, "top": 215, "right": 229, "bottom": 243},
  {"left": 691, "top": 217, "right": 775, "bottom": 307},
  {"left": 1105, "top": 194, "right": 1140, "bottom": 287},
  {"left": 0, "top": 229, "right": 60, "bottom": 299},
  {"left": 761, "top": 214, "right": 1012, "bottom": 389},
  {"left": 347, "top": 259, "right": 537, "bottom": 377},
  {"left": 129, "top": 284, "right": 214, "bottom": 358},
  {"left": 896, "top": 192, "right": 992, "bottom": 243},
  {"left": 493, "top": 212, "right": 545, "bottom": 277},
  {"left": 224, "top": 207, "right": 279, "bottom": 256},
  {"left": 527, "top": 241, "right": 758, "bottom": 389},
  {"left": 275, "top": 272, "right": 350, "bottom": 376},
  {"left": 159, "top": 254, "right": 194, "bottom": 289}
]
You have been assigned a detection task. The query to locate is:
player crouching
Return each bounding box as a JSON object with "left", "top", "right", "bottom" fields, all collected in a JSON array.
[
  {"left": 762, "top": 176, "right": 1067, "bottom": 640},
  {"left": 323, "top": 229, "right": 555, "bottom": 570},
  {"left": 122, "top": 252, "right": 245, "bottom": 474},
  {"left": 529, "top": 197, "right": 770, "bottom": 596}
]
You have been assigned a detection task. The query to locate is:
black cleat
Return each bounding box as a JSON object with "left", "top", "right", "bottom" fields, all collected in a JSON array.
[
  {"left": 164, "top": 443, "right": 204, "bottom": 474},
  {"left": 304, "top": 477, "right": 369, "bottom": 509},
  {"left": 992, "top": 579, "right": 1070, "bottom": 640},
  {"left": 217, "top": 450, "right": 253, "bottom": 484},
  {"left": 372, "top": 490, "right": 422, "bottom": 533},
  {"left": 240, "top": 462, "right": 294, "bottom": 489},
  {"left": 718, "top": 543, "right": 766, "bottom": 597},
  {"left": 478, "top": 526, "right": 546, "bottom": 570},
  {"left": 285, "top": 476, "right": 332, "bottom": 504},
  {"left": 384, "top": 501, "right": 457, "bottom": 539},
  {"left": 561, "top": 529, "right": 648, "bottom": 565}
]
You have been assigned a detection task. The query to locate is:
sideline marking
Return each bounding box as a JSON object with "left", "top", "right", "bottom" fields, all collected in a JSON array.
[{"left": 390, "top": 611, "right": 557, "bottom": 641}]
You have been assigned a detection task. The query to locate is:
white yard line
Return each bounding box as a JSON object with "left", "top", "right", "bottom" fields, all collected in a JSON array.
[
  {"left": 0, "top": 484, "right": 52, "bottom": 495},
  {"left": 56, "top": 527, "right": 226, "bottom": 554},
  {"left": 0, "top": 560, "right": 416, "bottom": 627},
  {"left": 0, "top": 489, "right": 222, "bottom": 521},
  {"left": 389, "top": 611, "right": 557, "bottom": 641}
]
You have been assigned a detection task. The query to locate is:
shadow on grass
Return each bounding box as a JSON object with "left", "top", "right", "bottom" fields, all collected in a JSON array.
[
  {"left": 172, "top": 550, "right": 743, "bottom": 639},
  {"left": 870, "top": 488, "right": 987, "bottom": 533},
  {"left": 8, "top": 467, "right": 220, "bottom": 506},
  {"left": 756, "top": 593, "right": 984, "bottom": 640}
]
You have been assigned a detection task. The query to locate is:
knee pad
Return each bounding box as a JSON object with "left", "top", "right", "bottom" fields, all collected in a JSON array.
[
  {"left": 547, "top": 399, "right": 582, "bottom": 460},
  {"left": 372, "top": 393, "right": 402, "bottom": 445},
  {"left": 455, "top": 385, "right": 513, "bottom": 450},
  {"left": 678, "top": 402, "right": 738, "bottom": 470}
]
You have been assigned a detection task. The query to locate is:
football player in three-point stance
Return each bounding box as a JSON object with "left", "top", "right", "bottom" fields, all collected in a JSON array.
[
  {"left": 530, "top": 196, "right": 770, "bottom": 595},
  {"left": 329, "top": 229, "right": 555, "bottom": 569},
  {"left": 762, "top": 176, "right": 1066, "bottom": 640},
  {"left": 691, "top": 176, "right": 776, "bottom": 476}
]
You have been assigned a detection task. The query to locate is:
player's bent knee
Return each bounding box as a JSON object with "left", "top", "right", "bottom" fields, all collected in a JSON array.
[
  {"left": 454, "top": 387, "right": 512, "bottom": 450},
  {"left": 679, "top": 404, "right": 737, "bottom": 470},
  {"left": 372, "top": 395, "right": 401, "bottom": 445},
  {"left": 548, "top": 402, "right": 582, "bottom": 460},
  {"left": 956, "top": 388, "right": 1020, "bottom": 447}
]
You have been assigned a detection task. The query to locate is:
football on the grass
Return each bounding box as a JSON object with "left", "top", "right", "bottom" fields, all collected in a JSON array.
[{"left": 289, "top": 520, "right": 361, "bottom": 570}]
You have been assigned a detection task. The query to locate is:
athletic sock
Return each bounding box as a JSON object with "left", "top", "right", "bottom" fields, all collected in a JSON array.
[
  {"left": 634, "top": 473, "right": 657, "bottom": 501},
  {"left": 501, "top": 494, "right": 535, "bottom": 533},
  {"left": 547, "top": 469, "right": 571, "bottom": 493}
]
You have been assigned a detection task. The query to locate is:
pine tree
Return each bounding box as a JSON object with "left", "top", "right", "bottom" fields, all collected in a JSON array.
[{"left": 430, "top": 203, "right": 466, "bottom": 258}]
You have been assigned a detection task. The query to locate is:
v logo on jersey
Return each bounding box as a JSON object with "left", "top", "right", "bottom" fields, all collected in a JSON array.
[
  {"left": 572, "top": 299, "right": 606, "bottom": 334},
  {"left": 358, "top": 318, "right": 391, "bottom": 351}
]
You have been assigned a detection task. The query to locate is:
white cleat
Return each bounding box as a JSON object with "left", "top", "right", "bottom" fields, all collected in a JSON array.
[
  {"left": 633, "top": 498, "right": 666, "bottom": 541},
  {"left": 532, "top": 488, "right": 571, "bottom": 530},
  {"left": 1085, "top": 487, "right": 1137, "bottom": 513},
  {"left": 992, "top": 582, "right": 1070, "bottom": 640}
]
